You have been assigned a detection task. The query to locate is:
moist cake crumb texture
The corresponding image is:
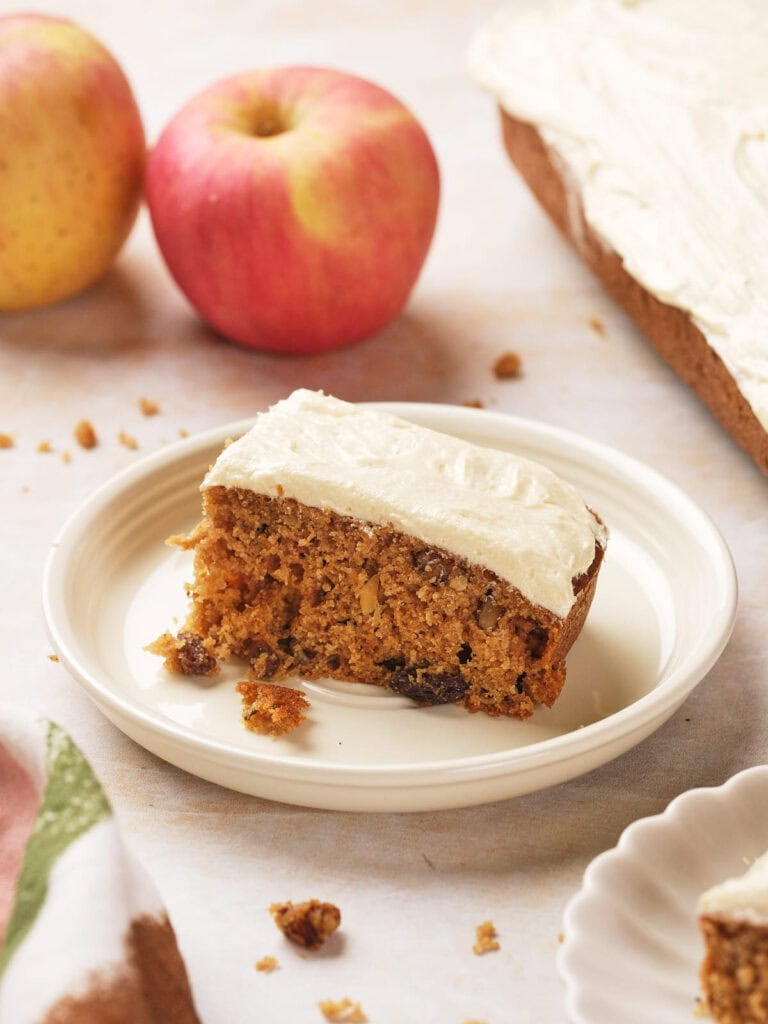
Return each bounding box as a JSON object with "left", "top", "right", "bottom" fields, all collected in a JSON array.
[{"left": 236, "top": 681, "right": 309, "bottom": 735}]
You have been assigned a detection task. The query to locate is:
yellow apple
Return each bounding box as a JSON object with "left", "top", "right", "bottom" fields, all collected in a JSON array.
[
  {"left": 0, "top": 15, "right": 145, "bottom": 310},
  {"left": 145, "top": 66, "right": 440, "bottom": 354}
]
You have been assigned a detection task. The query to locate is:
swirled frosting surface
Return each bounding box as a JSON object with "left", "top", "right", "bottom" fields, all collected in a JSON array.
[
  {"left": 203, "top": 390, "right": 606, "bottom": 618},
  {"left": 469, "top": 0, "right": 768, "bottom": 432}
]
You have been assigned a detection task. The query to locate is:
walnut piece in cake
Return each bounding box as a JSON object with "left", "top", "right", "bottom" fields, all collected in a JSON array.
[
  {"left": 236, "top": 681, "right": 309, "bottom": 736},
  {"left": 318, "top": 997, "right": 367, "bottom": 1022},
  {"left": 473, "top": 920, "right": 500, "bottom": 955},
  {"left": 270, "top": 899, "right": 341, "bottom": 950}
]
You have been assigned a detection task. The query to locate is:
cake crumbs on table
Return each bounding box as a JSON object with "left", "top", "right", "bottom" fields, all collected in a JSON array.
[
  {"left": 37, "top": 440, "right": 53, "bottom": 453},
  {"left": 118, "top": 430, "right": 138, "bottom": 450},
  {"left": 139, "top": 396, "right": 160, "bottom": 416},
  {"left": 74, "top": 419, "right": 98, "bottom": 449},
  {"left": 587, "top": 315, "right": 606, "bottom": 336},
  {"left": 270, "top": 899, "right": 341, "bottom": 949},
  {"left": 473, "top": 920, "right": 500, "bottom": 955},
  {"left": 0, "top": 433, "right": 14, "bottom": 448},
  {"left": 254, "top": 955, "right": 279, "bottom": 973},
  {"left": 318, "top": 997, "right": 368, "bottom": 1022},
  {"left": 492, "top": 350, "right": 522, "bottom": 379}
]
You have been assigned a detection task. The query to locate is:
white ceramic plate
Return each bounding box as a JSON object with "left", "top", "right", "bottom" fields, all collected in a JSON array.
[
  {"left": 43, "top": 403, "right": 736, "bottom": 812},
  {"left": 559, "top": 765, "right": 768, "bottom": 1023}
]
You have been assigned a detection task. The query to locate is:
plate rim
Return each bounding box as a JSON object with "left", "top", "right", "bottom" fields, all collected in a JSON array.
[
  {"left": 557, "top": 763, "right": 768, "bottom": 1022},
  {"left": 42, "top": 402, "right": 738, "bottom": 787}
]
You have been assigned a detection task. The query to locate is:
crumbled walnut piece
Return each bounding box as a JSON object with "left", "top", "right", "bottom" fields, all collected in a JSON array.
[
  {"left": 318, "top": 997, "right": 367, "bottom": 1022},
  {"left": 270, "top": 899, "right": 341, "bottom": 950},
  {"left": 237, "top": 681, "right": 309, "bottom": 736},
  {"left": 0, "top": 433, "right": 14, "bottom": 448},
  {"left": 254, "top": 955, "right": 278, "bottom": 973},
  {"left": 413, "top": 548, "right": 456, "bottom": 584},
  {"left": 476, "top": 593, "right": 504, "bottom": 631},
  {"left": 357, "top": 574, "right": 380, "bottom": 615},
  {"left": 473, "top": 920, "right": 500, "bottom": 955},
  {"left": 587, "top": 315, "right": 605, "bottom": 336},
  {"left": 37, "top": 440, "right": 52, "bottom": 453},
  {"left": 492, "top": 351, "right": 522, "bottom": 379},
  {"left": 74, "top": 419, "right": 98, "bottom": 449},
  {"left": 118, "top": 430, "right": 138, "bottom": 450},
  {"left": 139, "top": 397, "right": 160, "bottom": 416}
]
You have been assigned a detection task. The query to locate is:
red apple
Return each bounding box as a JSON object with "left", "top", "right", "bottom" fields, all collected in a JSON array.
[
  {"left": 0, "top": 14, "right": 145, "bottom": 310},
  {"left": 145, "top": 66, "right": 440, "bottom": 354}
]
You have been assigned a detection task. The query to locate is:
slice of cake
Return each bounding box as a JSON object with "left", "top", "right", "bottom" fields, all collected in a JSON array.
[
  {"left": 699, "top": 853, "right": 768, "bottom": 1023},
  {"left": 469, "top": 0, "right": 768, "bottom": 475},
  {"left": 151, "top": 390, "right": 606, "bottom": 719}
]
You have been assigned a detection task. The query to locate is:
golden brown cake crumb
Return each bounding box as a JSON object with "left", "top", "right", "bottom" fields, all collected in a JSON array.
[
  {"left": 118, "top": 430, "right": 138, "bottom": 450},
  {"left": 0, "top": 433, "right": 14, "bottom": 449},
  {"left": 473, "top": 921, "right": 500, "bottom": 955},
  {"left": 699, "top": 915, "right": 768, "bottom": 1023},
  {"left": 179, "top": 428, "right": 189, "bottom": 438},
  {"left": 146, "top": 631, "right": 218, "bottom": 677},
  {"left": 61, "top": 450, "right": 71, "bottom": 464},
  {"left": 74, "top": 419, "right": 98, "bottom": 449},
  {"left": 48, "top": 654, "right": 59, "bottom": 663},
  {"left": 318, "top": 997, "right": 367, "bottom": 1022},
  {"left": 270, "top": 900, "right": 341, "bottom": 950},
  {"left": 139, "top": 397, "right": 160, "bottom": 416},
  {"left": 587, "top": 315, "right": 606, "bottom": 336},
  {"left": 462, "top": 399, "right": 485, "bottom": 408},
  {"left": 492, "top": 351, "right": 522, "bottom": 379},
  {"left": 254, "top": 956, "right": 278, "bottom": 973},
  {"left": 37, "top": 440, "right": 52, "bottom": 453},
  {"left": 237, "top": 681, "right": 309, "bottom": 736}
]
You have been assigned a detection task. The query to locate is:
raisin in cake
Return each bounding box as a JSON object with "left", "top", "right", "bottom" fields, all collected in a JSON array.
[
  {"left": 469, "top": 0, "right": 768, "bottom": 475},
  {"left": 699, "top": 852, "right": 768, "bottom": 1022},
  {"left": 151, "top": 390, "right": 606, "bottom": 719}
]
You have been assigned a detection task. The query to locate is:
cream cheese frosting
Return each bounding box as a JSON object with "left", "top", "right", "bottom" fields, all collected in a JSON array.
[
  {"left": 203, "top": 390, "right": 606, "bottom": 619},
  {"left": 469, "top": 0, "right": 768, "bottom": 432},
  {"left": 699, "top": 852, "right": 768, "bottom": 923}
]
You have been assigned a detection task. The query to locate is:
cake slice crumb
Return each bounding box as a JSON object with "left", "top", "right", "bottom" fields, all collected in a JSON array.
[
  {"left": 270, "top": 899, "right": 341, "bottom": 950},
  {"left": 146, "top": 631, "right": 218, "bottom": 677},
  {"left": 492, "top": 351, "right": 522, "bottom": 379},
  {"left": 237, "top": 681, "right": 309, "bottom": 736},
  {"left": 587, "top": 315, "right": 606, "bottom": 336},
  {"left": 118, "top": 430, "right": 138, "bottom": 450},
  {"left": 74, "top": 419, "right": 98, "bottom": 449},
  {"left": 139, "top": 397, "right": 160, "bottom": 416},
  {"left": 0, "top": 433, "right": 14, "bottom": 449},
  {"left": 37, "top": 440, "right": 52, "bottom": 453},
  {"left": 254, "top": 955, "right": 278, "bottom": 973},
  {"left": 318, "top": 997, "right": 367, "bottom": 1022},
  {"left": 473, "top": 920, "right": 500, "bottom": 955}
]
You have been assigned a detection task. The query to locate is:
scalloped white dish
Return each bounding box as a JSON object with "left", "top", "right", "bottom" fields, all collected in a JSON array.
[
  {"left": 559, "top": 766, "right": 768, "bottom": 1023},
  {"left": 43, "top": 403, "right": 737, "bottom": 812}
]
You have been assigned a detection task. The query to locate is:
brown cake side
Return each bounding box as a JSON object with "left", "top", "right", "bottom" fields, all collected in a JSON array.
[
  {"left": 699, "top": 915, "right": 768, "bottom": 1023},
  {"left": 153, "top": 485, "right": 604, "bottom": 720},
  {"left": 498, "top": 109, "right": 768, "bottom": 477}
]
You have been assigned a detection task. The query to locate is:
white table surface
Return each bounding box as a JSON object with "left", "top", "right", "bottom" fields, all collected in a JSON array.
[{"left": 2, "top": 2, "right": 766, "bottom": 1022}]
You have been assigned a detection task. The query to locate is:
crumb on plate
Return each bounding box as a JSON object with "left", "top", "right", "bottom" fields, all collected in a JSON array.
[
  {"left": 74, "top": 419, "right": 98, "bottom": 449},
  {"left": 139, "top": 397, "right": 160, "bottom": 416},
  {"left": 492, "top": 351, "right": 522, "bottom": 379},
  {"left": 270, "top": 899, "right": 341, "bottom": 950},
  {"left": 473, "top": 920, "right": 500, "bottom": 955},
  {"left": 254, "top": 955, "right": 278, "bottom": 973},
  {"left": 237, "top": 681, "right": 309, "bottom": 736},
  {"left": 0, "top": 433, "right": 14, "bottom": 449},
  {"left": 318, "top": 997, "right": 367, "bottom": 1022}
]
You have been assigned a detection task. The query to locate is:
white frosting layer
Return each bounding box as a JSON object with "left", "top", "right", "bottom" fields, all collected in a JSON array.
[
  {"left": 699, "top": 852, "right": 768, "bottom": 923},
  {"left": 469, "top": 0, "right": 768, "bottom": 432},
  {"left": 203, "top": 390, "right": 606, "bottom": 618}
]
